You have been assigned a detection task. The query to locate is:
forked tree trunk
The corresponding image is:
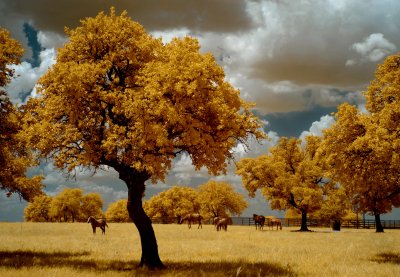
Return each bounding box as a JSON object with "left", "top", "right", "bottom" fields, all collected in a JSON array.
[
  {"left": 299, "top": 211, "right": 309, "bottom": 231},
  {"left": 374, "top": 213, "right": 384, "bottom": 233},
  {"left": 117, "top": 166, "right": 165, "bottom": 269}
]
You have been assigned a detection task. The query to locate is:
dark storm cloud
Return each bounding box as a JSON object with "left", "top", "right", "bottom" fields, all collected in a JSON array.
[{"left": 0, "top": 0, "right": 254, "bottom": 34}]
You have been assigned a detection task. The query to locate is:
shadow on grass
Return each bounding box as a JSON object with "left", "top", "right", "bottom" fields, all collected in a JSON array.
[
  {"left": 371, "top": 252, "right": 400, "bottom": 264},
  {"left": 0, "top": 250, "right": 297, "bottom": 276}
]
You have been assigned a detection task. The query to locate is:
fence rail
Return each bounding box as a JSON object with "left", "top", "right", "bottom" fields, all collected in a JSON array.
[{"left": 144, "top": 216, "right": 400, "bottom": 229}]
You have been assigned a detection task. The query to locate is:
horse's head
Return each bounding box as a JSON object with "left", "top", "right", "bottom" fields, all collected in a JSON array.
[{"left": 87, "top": 216, "right": 93, "bottom": 223}]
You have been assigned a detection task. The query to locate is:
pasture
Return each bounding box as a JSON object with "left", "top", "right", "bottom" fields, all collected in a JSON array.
[{"left": 0, "top": 223, "right": 399, "bottom": 276}]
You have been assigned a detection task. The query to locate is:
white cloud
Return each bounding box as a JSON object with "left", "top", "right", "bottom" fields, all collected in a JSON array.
[
  {"left": 6, "top": 48, "right": 56, "bottom": 103},
  {"left": 348, "top": 33, "right": 397, "bottom": 64},
  {"left": 299, "top": 114, "right": 335, "bottom": 143},
  {"left": 37, "top": 30, "right": 66, "bottom": 49}
]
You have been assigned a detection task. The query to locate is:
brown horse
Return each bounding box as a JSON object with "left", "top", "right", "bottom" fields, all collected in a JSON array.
[
  {"left": 253, "top": 214, "right": 265, "bottom": 230},
  {"left": 215, "top": 217, "right": 232, "bottom": 231},
  {"left": 87, "top": 216, "right": 108, "bottom": 235},
  {"left": 266, "top": 216, "right": 282, "bottom": 230},
  {"left": 213, "top": 216, "right": 222, "bottom": 229},
  {"left": 180, "top": 213, "right": 203, "bottom": 229}
]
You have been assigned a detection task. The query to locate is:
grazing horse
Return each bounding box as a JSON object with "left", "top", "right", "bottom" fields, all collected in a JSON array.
[
  {"left": 253, "top": 214, "right": 265, "bottom": 230},
  {"left": 266, "top": 216, "right": 282, "bottom": 230},
  {"left": 213, "top": 216, "right": 222, "bottom": 229},
  {"left": 180, "top": 213, "right": 203, "bottom": 229},
  {"left": 216, "top": 217, "right": 231, "bottom": 231},
  {"left": 87, "top": 216, "right": 108, "bottom": 235}
]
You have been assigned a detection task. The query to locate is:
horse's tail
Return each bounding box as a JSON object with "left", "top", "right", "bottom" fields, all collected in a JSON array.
[{"left": 105, "top": 222, "right": 109, "bottom": 228}]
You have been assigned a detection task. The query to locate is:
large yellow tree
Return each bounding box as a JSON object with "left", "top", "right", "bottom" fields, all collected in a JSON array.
[
  {"left": 20, "top": 9, "right": 263, "bottom": 268},
  {"left": 237, "top": 136, "right": 327, "bottom": 231},
  {"left": 0, "top": 27, "right": 43, "bottom": 201},
  {"left": 320, "top": 54, "right": 400, "bottom": 232}
]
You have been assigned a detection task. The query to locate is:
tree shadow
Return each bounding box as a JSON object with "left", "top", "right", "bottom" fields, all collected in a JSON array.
[
  {"left": 371, "top": 252, "right": 400, "bottom": 264},
  {"left": 164, "top": 260, "right": 297, "bottom": 276},
  {"left": 0, "top": 250, "right": 297, "bottom": 276}
]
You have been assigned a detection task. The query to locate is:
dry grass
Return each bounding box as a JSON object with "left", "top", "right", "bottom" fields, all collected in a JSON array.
[{"left": 0, "top": 222, "right": 399, "bottom": 276}]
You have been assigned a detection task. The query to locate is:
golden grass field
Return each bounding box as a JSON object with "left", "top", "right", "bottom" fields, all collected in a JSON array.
[{"left": 0, "top": 222, "right": 399, "bottom": 276}]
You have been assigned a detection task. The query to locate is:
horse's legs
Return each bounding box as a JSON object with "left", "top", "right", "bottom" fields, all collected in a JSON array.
[
  {"left": 92, "top": 226, "right": 96, "bottom": 234},
  {"left": 188, "top": 220, "right": 191, "bottom": 229},
  {"left": 101, "top": 226, "right": 105, "bottom": 234}
]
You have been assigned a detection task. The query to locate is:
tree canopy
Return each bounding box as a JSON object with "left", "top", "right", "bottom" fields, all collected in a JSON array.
[
  {"left": 197, "top": 180, "right": 248, "bottom": 218},
  {"left": 24, "top": 195, "right": 52, "bottom": 222},
  {"left": 0, "top": 27, "right": 43, "bottom": 201},
  {"left": 21, "top": 9, "right": 263, "bottom": 182},
  {"left": 144, "top": 186, "right": 199, "bottom": 222},
  {"left": 105, "top": 199, "right": 130, "bottom": 222}
]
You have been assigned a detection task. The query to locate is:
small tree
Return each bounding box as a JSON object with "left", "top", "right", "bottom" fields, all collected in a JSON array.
[
  {"left": 50, "top": 188, "right": 83, "bottom": 222},
  {"left": 144, "top": 186, "right": 199, "bottom": 223},
  {"left": 237, "top": 136, "right": 327, "bottom": 231},
  {"left": 0, "top": 27, "right": 43, "bottom": 201},
  {"left": 20, "top": 8, "right": 263, "bottom": 268},
  {"left": 197, "top": 180, "right": 248, "bottom": 218},
  {"left": 79, "top": 192, "right": 104, "bottom": 221},
  {"left": 105, "top": 199, "right": 130, "bottom": 222},
  {"left": 24, "top": 195, "right": 53, "bottom": 222},
  {"left": 314, "top": 185, "right": 351, "bottom": 230}
]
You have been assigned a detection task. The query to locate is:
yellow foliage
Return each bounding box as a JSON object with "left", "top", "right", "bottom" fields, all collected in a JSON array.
[
  {"left": 197, "top": 180, "right": 248, "bottom": 218},
  {"left": 237, "top": 136, "right": 326, "bottom": 215},
  {"left": 0, "top": 27, "right": 43, "bottom": 201},
  {"left": 143, "top": 186, "right": 199, "bottom": 219},
  {"left": 320, "top": 53, "right": 400, "bottom": 222},
  {"left": 20, "top": 8, "right": 264, "bottom": 185},
  {"left": 0, "top": 28, "right": 24, "bottom": 87},
  {"left": 24, "top": 195, "right": 53, "bottom": 222},
  {"left": 105, "top": 199, "right": 130, "bottom": 222}
]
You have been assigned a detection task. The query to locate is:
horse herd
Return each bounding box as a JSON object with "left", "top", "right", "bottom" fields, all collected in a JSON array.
[
  {"left": 87, "top": 213, "right": 282, "bottom": 235},
  {"left": 178, "top": 213, "right": 282, "bottom": 231}
]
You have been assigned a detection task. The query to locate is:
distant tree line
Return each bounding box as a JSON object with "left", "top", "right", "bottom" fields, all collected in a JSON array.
[
  {"left": 24, "top": 188, "right": 104, "bottom": 222},
  {"left": 25, "top": 180, "right": 248, "bottom": 223}
]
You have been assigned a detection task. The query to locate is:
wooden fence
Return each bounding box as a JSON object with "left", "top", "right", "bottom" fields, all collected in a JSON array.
[{"left": 146, "top": 216, "right": 400, "bottom": 229}]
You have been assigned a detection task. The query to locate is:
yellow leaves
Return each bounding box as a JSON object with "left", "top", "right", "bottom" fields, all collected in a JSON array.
[
  {"left": 19, "top": 9, "right": 263, "bottom": 186},
  {"left": 0, "top": 28, "right": 42, "bottom": 200},
  {"left": 0, "top": 27, "right": 23, "bottom": 87},
  {"left": 319, "top": 54, "right": 400, "bottom": 216},
  {"left": 144, "top": 186, "right": 200, "bottom": 218},
  {"left": 197, "top": 180, "right": 248, "bottom": 217},
  {"left": 237, "top": 136, "right": 326, "bottom": 213},
  {"left": 365, "top": 54, "right": 400, "bottom": 113}
]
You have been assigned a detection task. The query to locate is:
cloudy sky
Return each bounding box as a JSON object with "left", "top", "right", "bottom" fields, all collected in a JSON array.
[{"left": 1, "top": 0, "right": 399, "bottom": 221}]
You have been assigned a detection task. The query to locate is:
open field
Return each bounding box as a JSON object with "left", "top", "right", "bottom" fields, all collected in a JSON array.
[{"left": 0, "top": 223, "right": 399, "bottom": 276}]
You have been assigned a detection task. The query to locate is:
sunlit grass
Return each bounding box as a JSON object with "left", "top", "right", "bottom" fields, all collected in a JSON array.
[{"left": 0, "top": 222, "right": 399, "bottom": 276}]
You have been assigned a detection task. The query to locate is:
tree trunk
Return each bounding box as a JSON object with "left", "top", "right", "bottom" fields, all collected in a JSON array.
[
  {"left": 374, "top": 213, "right": 384, "bottom": 233},
  {"left": 299, "top": 211, "right": 309, "bottom": 231},
  {"left": 118, "top": 166, "right": 165, "bottom": 269}
]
